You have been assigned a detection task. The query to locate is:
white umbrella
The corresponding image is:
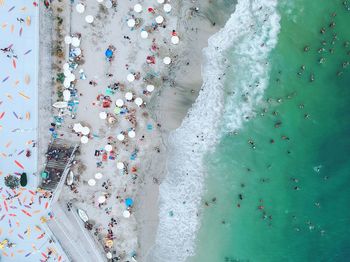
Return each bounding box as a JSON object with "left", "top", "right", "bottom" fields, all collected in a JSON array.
[
  {"left": 99, "top": 111, "right": 107, "bottom": 119},
  {"left": 81, "top": 136, "right": 89, "bottom": 144},
  {"left": 117, "top": 162, "right": 124, "bottom": 170},
  {"left": 125, "top": 92, "right": 133, "bottom": 101},
  {"left": 64, "top": 69, "right": 71, "bottom": 77},
  {"left": 95, "top": 172, "right": 103, "bottom": 180},
  {"left": 98, "top": 195, "right": 106, "bottom": 203},
  {"left": 127, "top": 19, "right": 136, "bottom": 28},
  {"left": 106, "top": 252, "right": 112, "bottom": 259},
  {"left": 163, "top": 56, "right": 171, "bottom": 65},
  {"left": 76, "top": 3, "right": 85, "bottom": 13},
  {"left": 155, "top": 15, "right": 164, "bottom": 24},
  {"left": 146, "top": 84, "right": 155, "bottom": 92},
  {"left": 134, "top": 4, "right": 142, "bottom": 13},
  {"left": 63, "top": 63, "right": 70, "bottom": 70},
  {"left": 72, "top": 47, "right": 81, "bottom": 56},
  {"left": 117, "top": 133, "right": 125, "bottom": 141},
  {"left": 164, "top": 3, "right": 172, "bottom": 12},
  {"left": 157, "top": 0, "right": 164, "bottom": 3},
  {"left": 71, "top": 37, "right": 80, "bottom": 47},
  {"left": 134, "top": 97, "right": 143, "bottom": 106},
  {"left": 105, "top": 0, "right": 112, "bottom": 8},
  {"left": 88, "top": 179, "right": 96, "bottom": 186},
  {"left": 128, "top": 130, "right": 136, "bottom": 138},
  {"left": 127, "top": 73, "right": 135, "bottom": 82},
  {"left": 140, "top": 30, "right": 148, "bottom": 39},
  {"left": 115, "top": 99, "right": 124, "bottom": 107},
  {"left": 85, "top": 15, "right": 94, "bottom": 23},
  {"left": 67, "top": 73, "right": 76, "bottom": 82},
  {"left": 73, "top": 123, "right": 84, "bottom": 132},
  {"left": 63, "top": 90, "right": 71, "bottom": 101},
  {"left": 81, "top": 126, "right": 90, "bottom": 135},
  {"left": 123, "top": 210, "right": 131, "bottom": 218},
  {"left": 64, "top": 36, "right": 72, "bottom": 44},
  {"left": 171, "top": 35, "right": 179, "bottom": 45},
  {"left": 105, "top": 144, "right": 113, "bottom": 152},
  {"left": 63, "top": 79, "right": 71, "bottom": 88},
  {"left": 97, "top": 0, "right": 103, "bottom": 2}
]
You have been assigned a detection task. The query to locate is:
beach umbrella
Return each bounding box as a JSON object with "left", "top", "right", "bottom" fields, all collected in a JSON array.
[
  {"left": 157, "top": 0, "right": 164, "bottom": 3},
  {"left": 125, "top": 92, "right": 133, "bottom": 101},
  {"left": 88, "top": 179, "right": 96, "bottom": 186},
  {"left": 155, "top": 15, "right": 164, "bottom": 24},
  {"left": 113, "top": 107, "right": 121, "bottom": 115},
  {"left": 97, "top": 0, "right": 103, "bottom": 2},
  {"left": 105, "top": 239, "right": 113, "bottom": 248},
  {"left": 63, "top": 79, "right": 71, "bottom": 88},
  {"left": 123, "top": 210, "right": 131, "bottom": 218},
  {"left": 82, "top": 126, "right": 90, "bottom": 135},
  {"left": 72, "top": 47, "right": 82, "bottom": 56},
  {"left": 140, "top": 30, "right": 148, "bottom": 39},
  {"left": 76, "top": 3, "right": 85, "bottom": 13},
  {"left": 85, "top": 15, "right": 94, "bottom": 23},
  {"left": 64, "top": 35, "right": 72, "bottom": 44},
  {"left": 134, "top": 4, "right": 142, "bottom": 13},
  {"left": 81, "top": 136, "right": 89, "bottom": 144},
  {"left": 117, "top": 133, "right": 125, "bottom": 141},
  {"left": 106, "top": 252, "right": 112, "bottom": 259},
  {"left": 67, "top": 73, "right": 76, "bottom": 82},
  {"left": 105, "top": 144, "right": 113, "bottom": 152},
  {"left": 64, "top": 69, "right": 71, "bottom": 77},
  {"left": 105, "top": 0, "right": 112, "bottom": 8},
  {"left": 163, "top": 56, "right": 171, "bottom": 65},
  {"left": 99, "top": 111, "right": 107, "bottom": 119},
  {"left": 95, "top": 172, "right": 103, "bottom": 180},
  {"left": 53, "top": 101, "right": 68, "bottom": 108},
  {"left": 164, "top": 3, "right": 172, "bottom": 12},
  {"left": 146, "top": 84, "right": 155, "bottom": 92},
  {"left": 125, "top": 198, "right": 133, "bottom": 207},
  {"left": 128, "top": 130, "right": 136, "bottom": 138},
  {"left": 98, "top": 195, "right": 106, "bottom": 203},
  {"left": 63, "top": 63, "right": 70, "bottom": 70},
  {"left": 127, "top": 73, "right": 135, "bottom": 82},
  {"left": 63, "top": 90, "right": 71, "bottom": 101},
  {"left": 105, "top": 48, "right": 113, "bottom": 58},
  {"left": 115, "top": 99, "right": 124, "bottom": 107},
  {"left": 127, "top": 19, "right": 136, "bottom": 28},
  {"left": 171, "top": 35, "right": 179, "bottom": 45},
  {"left": 73, "top": 123, "right": 84, "bottom": 132},
  {"left": 134, "top": 97, "right": 143, "bottom": 106},
  {"left": 117, "top": 162, "right": 124, "bottom": 170},
  {"left": 71, "top": 37, "right": 80, "bottom": 47}
]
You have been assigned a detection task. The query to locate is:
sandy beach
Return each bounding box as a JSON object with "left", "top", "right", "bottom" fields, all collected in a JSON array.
[{"left": 34, "top": 0, "right": 234, "bottom": 261}]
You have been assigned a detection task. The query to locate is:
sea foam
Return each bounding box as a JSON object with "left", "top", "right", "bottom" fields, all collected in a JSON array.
[{"left": 149, "top": 1, "right": 280, "bottom": 261}]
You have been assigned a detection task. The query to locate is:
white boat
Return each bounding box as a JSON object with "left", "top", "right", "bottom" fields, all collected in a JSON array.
[
  {"left": 77, "top": 209, "right": 89, "bottom": 223},
  {"left": 66, "top": 171, "right": 74, "bottom": 186},
  {"left": 52, "top": 101, "right": 68, "bottom": 108}
]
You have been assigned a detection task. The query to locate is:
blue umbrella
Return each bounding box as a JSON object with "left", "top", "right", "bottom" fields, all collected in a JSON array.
[
  {"left": 125, "top": 198, "right": 133, "bottom": 207},
  {"left": 105, "top": 48, "right": 113, "bottom": 58}
]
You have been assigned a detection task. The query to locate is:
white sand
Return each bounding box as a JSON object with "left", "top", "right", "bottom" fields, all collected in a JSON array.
[{"left": 40, "top": 0, "right": 233, "bottom": 261}]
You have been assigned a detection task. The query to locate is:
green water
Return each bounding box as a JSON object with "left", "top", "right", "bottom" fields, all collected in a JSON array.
[{"left": 191, "top": 1, "right": 350, "bottom": 262}]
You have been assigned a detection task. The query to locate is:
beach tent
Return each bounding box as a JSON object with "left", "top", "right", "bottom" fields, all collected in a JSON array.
[{"left": 105, "top": 48, "right": 113, "bottom": 58}]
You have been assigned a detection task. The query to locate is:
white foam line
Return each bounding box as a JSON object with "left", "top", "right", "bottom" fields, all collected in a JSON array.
[{"left": 150, "top": 1, "right": 281, "bottom": 261}]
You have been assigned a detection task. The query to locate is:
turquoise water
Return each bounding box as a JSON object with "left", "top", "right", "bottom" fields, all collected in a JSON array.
[{"left": 190, "top": 1, "right": 350, "bottom": 261}]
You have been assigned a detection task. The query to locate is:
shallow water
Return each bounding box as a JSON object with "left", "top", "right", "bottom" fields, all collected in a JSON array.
[{"left": 190, "top": 0, "right": 350, "bottom": 261}]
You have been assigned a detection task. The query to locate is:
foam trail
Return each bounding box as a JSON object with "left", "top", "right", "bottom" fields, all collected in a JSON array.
[{"left": 149, "top": 1, "right": 280, "bottom": 261}]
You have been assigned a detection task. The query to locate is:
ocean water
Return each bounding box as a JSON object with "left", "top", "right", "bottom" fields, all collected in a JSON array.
[{"left": 190, "top": 0, "right": 350, "bottom": 262}]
